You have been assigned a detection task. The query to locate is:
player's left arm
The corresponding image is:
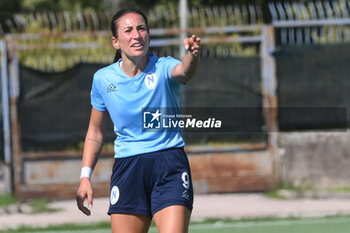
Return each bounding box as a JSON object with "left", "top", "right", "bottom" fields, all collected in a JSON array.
[{"left": 171, "top": 35, "right": 201, "bottom": 84}]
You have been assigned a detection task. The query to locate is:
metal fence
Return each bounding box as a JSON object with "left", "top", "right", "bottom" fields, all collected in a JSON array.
[
  {"left": 1, "top": 1, "right": 350, "bottom": 72},
  {"left": 3, "top": 1, "right": 350, "bottom": 43},
  {"left": 269, "top": 0, "right": 350, "bottom": 44},
  {"left": 0, "top": 3, "right": 266, "bottom": 72},
  {"left": 12, "top": 25, "right": 263, "bottom": 72},
  {"left": 1, "top": 39, "right": 12, "bottom": 193},
  {"left": 1, "top": 4, "right": 263, "bottom": 33}
]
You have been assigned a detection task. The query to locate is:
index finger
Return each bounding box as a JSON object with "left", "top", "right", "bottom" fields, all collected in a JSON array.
[
  {"left": 76, "top": 194, "right": 91, "bottom": 216},
  {"left": 190, "top": 35, "right": 201, "bottom": 46},
  {"left": 184, "top": 38, "right": 190, "bottom": 50}
]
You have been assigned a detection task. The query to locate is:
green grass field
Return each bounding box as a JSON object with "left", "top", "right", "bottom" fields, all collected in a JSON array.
[{"left": 3, "top": 216, "right": 350, "bottom": 233}]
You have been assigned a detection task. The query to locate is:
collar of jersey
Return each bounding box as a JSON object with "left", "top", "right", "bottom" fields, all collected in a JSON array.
[{"left": 115, "top": 53, "right": 156, "bottom": 79}]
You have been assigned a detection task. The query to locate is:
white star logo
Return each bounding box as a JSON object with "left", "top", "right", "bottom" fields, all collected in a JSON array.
[{"left": 151, "top": 109, "right": 162, "bottom": 122}]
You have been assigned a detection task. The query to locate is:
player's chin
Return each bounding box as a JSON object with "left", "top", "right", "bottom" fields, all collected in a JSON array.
[{"left": 131, "top": 50, "right": 148, "bottom": 58}]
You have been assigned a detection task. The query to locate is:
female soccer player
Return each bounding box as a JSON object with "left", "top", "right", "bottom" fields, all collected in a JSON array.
[{"left": 76, "top": 8, "right": 200, "bottom": 233}]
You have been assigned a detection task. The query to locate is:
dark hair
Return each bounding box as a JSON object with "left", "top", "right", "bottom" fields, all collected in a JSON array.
[{"left": 111, "top": 8, "right": 149, "bottom": 63}]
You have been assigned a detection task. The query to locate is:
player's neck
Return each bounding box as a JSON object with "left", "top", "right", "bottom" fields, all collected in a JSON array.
[{"left": 120, "top": 54, "right": 149, "bottom": 77}]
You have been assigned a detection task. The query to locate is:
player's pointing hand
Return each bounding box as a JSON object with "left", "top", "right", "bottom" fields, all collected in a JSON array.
[{"left": 184, "top": 35, "right": 201, "bottom": 56}]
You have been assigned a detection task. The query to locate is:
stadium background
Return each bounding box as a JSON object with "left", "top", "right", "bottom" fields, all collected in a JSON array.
[{"left": 1, "top": 0, "right": 350, "bottom": 199}]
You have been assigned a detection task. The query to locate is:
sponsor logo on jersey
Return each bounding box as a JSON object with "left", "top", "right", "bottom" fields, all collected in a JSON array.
[
  {"left": 107, "top": 83, "right": 117, "bottom": 93},
  {"left": 182, "top": 190, "right": 190, "bottom": 200}
]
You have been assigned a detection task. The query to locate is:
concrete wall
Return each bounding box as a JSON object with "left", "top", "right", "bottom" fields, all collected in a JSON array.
[
  {"left": 2, "top": 131, "right": 349, "bottom": 196},
  {"left": 279, "top": 131, "right": 350, "bottom": 188},
  {"left": 13, "top": 144, "right": 276, "bottom": 200}
]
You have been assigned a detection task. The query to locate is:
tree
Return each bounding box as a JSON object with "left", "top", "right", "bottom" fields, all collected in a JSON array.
[
  {"left": 0, "top": 0, "right": 21, "bottom": 33},
  {"left": 20, "top": 0, "right": 104, "bottom": 13},
  {"left": 0, "top": 0, "right": 105, "bottom": 34}
]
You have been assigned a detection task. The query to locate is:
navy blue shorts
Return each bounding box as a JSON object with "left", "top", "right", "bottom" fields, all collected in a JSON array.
[{"left": 107, "top": 147, "right": 193, "bottom": 217}]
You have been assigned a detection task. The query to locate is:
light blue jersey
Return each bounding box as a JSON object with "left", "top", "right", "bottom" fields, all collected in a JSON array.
[{"left": 91, "top": 54, "right": 185, "bottom": 158}]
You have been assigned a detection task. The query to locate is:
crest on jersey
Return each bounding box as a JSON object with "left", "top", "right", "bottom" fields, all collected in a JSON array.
[
  {"left": 110, "top": 186, "right": 120, "bottom": 205},
  {"left": 145, "top": 72, "right": 157, "bottom": 89}
]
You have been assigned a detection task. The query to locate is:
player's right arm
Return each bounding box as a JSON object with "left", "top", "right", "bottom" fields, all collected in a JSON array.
[{"left": 76, "top": 107, "right": 105, "bottom": 216}]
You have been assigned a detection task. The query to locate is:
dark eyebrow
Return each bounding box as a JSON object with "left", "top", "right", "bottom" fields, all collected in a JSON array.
[{"left": 123, "top": 24, "right": 146, "bottom": 29}]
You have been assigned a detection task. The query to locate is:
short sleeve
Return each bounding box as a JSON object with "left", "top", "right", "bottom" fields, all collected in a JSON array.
[
  {"left": 90, "top": 75, "right": 107, "bottom": 111},
  {"left": 159, "top": 56, "right": 182, "bottom": 96},
  {"left": 162, "top": 56, "right": 181, "bottom": 81}
]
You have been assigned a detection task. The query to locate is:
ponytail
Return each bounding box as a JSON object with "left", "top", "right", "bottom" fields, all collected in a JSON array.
[{"left": 113, "top": 50, "right": 121, "bottom": 63}]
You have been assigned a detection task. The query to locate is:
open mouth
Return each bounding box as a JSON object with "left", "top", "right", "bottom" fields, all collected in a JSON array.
[{"left": 131, "top": 43, "right": 143, "bottom": 48}]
